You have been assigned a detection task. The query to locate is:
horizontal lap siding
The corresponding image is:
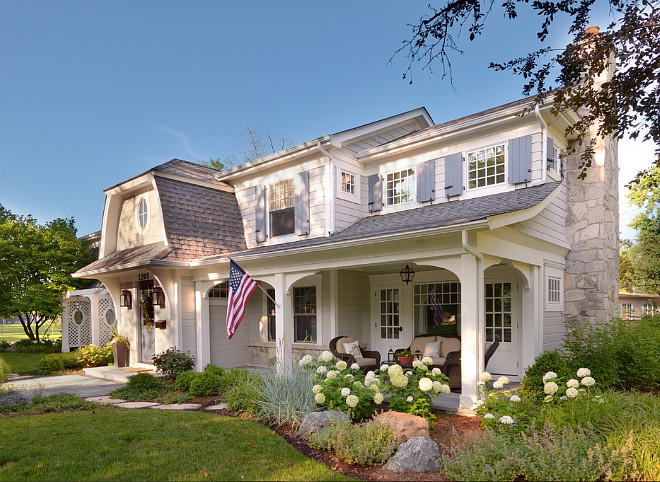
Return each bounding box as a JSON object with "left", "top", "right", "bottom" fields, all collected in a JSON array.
[
  {"left": 343, "top": 122, "right": 420, "bottom": 156},
  {"left": 308, "top": 166, "right": 326, "bottom": 237},
  {"left": 337, "top": 271, "right": 366, "bottom": 343},
  {"left": 235, "top": 186, "right": 256, "bottom": 249},
  {"left": 180, "top": 277, "right": 197, "bottom": 357},
  {"left": 515, "top": 184, "right": 567, "bottom": 246},
  {"left": 543, "top": 312, "right": 564, "bottom": 352},
  {"left": 335, "top": 196, "right": 365, "bottom": 231},
  {"left": 117, "top": 190, "right": 164, "bottom": 250}
]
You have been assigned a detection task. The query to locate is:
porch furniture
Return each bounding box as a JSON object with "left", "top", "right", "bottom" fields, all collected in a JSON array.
[
  {"left": 395, "top": 334, "right": 499, "bottom": 391},
  {"left": 329, "top": 336, "right": 381, "bottom": 372}
]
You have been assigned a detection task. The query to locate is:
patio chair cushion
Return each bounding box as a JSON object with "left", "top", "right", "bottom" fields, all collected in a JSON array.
[
  {"left": 355, "top": 357, "right": 377, "bottom": 367},
  {"left": 439, "top": 336, "right": 461, "bottom": 358},
  {"left": 430, "top": 356, "right": 447, "bottom": 366},
  {"left": 423, "top": 339, "right": 442, "bottom": 358},
  {"left": 410, "top": 336, "right": 437, "bottom": 355}
]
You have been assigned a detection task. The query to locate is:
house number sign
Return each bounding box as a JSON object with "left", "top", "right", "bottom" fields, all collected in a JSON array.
[{"left": 137, "top": 273, "right": 150, "bottom": 281}]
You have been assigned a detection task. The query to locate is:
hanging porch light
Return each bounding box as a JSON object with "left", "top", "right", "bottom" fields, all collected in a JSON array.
[{"left": 399, "top": 263, "right": 415, "bottom": 285}]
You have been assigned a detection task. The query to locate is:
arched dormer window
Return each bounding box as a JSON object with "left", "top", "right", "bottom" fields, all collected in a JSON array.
[{"left": 137, "top": 197, "right": 149, "bottom": 232}]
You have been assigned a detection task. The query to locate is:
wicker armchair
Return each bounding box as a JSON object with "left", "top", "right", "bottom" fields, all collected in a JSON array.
[{"left": 329, "top": 336, "right": 381, "bottom": 372}]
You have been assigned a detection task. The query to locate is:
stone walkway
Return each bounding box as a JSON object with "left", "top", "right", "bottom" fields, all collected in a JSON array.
[{"left": 85, "top": 395, "right": 228, "bottom": 412}]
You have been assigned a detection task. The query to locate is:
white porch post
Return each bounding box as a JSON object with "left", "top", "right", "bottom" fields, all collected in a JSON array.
[
  {"left": 520, "top": 265, "right": 542, "bottom": 373},
  {"left": 61, "top": 299, "right": 70, "bottom": 352},
  {"left": 274, "top": 273, "right": 293, "bottom": 373},
  {"left": 460, "top": 252, "right": 482, "bottom": 408},
  {"left": 88, "top": 294, "right": 99, "bottom": 346},
  {"left": 329, "top": 270, "right": 338, "bottom": 342},
  {"left": 195, "top": 281, "right": 213, "bottom": 372}
]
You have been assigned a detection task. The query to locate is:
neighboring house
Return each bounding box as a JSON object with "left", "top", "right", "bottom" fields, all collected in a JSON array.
[
  {"left": 61, "top": 231, "right": 117, "bottom": 351},
  {"left": 73, "top": 94, "right": 619, "bottom": 408},
  {"left": 619, "top": 292, "right": 660, "bottom": 320}
]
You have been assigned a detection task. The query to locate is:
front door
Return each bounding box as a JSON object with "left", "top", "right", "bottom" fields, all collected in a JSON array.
[
  {"left": 139, "top": 280, "right": 155, "bottom": 363},
  {"left": 483, "top": 280, "right": 519, "bottom": 375},
  {"left": 371, "top": 285, "right": 409, "bottom": 361}
]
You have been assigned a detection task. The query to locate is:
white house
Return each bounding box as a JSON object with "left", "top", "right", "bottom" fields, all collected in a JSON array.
[{"left": 73, "top": 95, "right": 619, "bottom": 408}]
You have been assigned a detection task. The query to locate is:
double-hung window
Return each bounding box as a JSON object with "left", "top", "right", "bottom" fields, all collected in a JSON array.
[
  {"left": 467, "top": 144, "right": 506, "bottom": 189},
  {"left": 294, "top": 286, "right": 316, "bottom": 342},
  {"left": 386, "top": 168, "right": 415, "bottom": 205},
  {"left": 622, "top": 303, "right": 634, "bottom": 320},
  {"left": 269, "top": 179, "right": 295, "bottom": 237},
  {"left": 341, "top": 171, "right": 356, "bottom": 195}
]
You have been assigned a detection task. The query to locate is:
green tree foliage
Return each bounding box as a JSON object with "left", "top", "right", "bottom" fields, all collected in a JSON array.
[
  {"left": 395, "top": 0, "right": 660, "bottom": 178},
  {"left": 0, "top": 205, "right": 94, "bottom": 341},
  {"left": 619, "top": 239, "right": 639, "bottom": 292}
]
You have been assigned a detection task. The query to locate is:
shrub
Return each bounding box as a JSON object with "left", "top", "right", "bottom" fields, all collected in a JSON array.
[
  {"left": 75, "top": 344, "right": 113, "bottom": 367},
  {"left": 152, "top": 348, "right": 196, "bottom": 379},
  {"left": 38, "top": 353, "right": 65, "bottom": 373},
  {"left": 12, "top": 338, "right": 61, "bottom": 353},
  {"left": 60, "top": 352, "right": 82, "bottom": 369},
  {"left": 225, "top": 376, "right": 262, "bottom": 414},
  {"left": 0, "top": 340, "right": 11, "bottom": 351},
  {"left": 1, "top": 393, "right": 96, "bottom": 414},
  {"left": 0, "top": 358, "right": 9, "bottom": 382},
  {"left": 204, "top": 364, "right": 225, "bottom": 378},
  {"left": 254, "top": 366, "right": 316, "bottom": 426},
  {"left": 126, "top": 372, "right": 162, "bottom": 391},
  {"left": 520, "top": 350, "right": 572, "bottom": 399},
  {"left": 217, "top": 368, "right": 253, "bottom": 394},
  {"left": 111, "top": 372, "right": 167, "bottom": 401},
  {"left": 308, "top": 419, "right": 399, "bottom": 466},
  {"left": 189, "top": 371, "right": 222, "bottom": 397},
  {"left": 174, "top": 370, "right": 196, "bottom": 392}
]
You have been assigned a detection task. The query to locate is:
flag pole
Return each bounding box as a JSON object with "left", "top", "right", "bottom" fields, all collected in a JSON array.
[{"left": 228, "top": 257, "right": 278, "bottom": 306}]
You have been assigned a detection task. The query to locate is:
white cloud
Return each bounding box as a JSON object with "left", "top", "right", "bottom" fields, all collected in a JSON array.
[{"left": 156, "top": 126, "right": 201, "bottom": 160}]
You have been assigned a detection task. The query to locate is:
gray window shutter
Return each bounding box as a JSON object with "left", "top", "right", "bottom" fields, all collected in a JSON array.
[
  {"left": 547, "top": 137, "right": 555, "bottom": 162},
  {"left": 508, "top": 135, "right": 532, "bottom": 184},
  {"left": 255, "top": 185, "right": 266, "bottom": 243},
  {"left": 444, "top": 153, "right": 463, "bottom": 197},
  {"left": 295, "top": 171, "right": 310, "bottom": 235},
  {"left": 368, "top": 174, "right": 382, "bottom": 212},
  {"left": 416, "top": 160, "right": 436, "bottom": 202}
]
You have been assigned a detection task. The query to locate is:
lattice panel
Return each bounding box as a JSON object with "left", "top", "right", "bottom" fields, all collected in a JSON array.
[
  {"left": 66, "top": 298, "right": 91, "bottom": 347},
  {"left": 98, "top": 297, "right": 116, "bottom": 345}
]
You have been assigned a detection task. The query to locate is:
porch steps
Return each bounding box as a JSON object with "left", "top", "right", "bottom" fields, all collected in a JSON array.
[{"left": 83, "top": 365, "right": 158, "bottom": 384}]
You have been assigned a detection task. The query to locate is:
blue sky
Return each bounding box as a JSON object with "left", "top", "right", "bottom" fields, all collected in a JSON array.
[{"left": 0, "top": 1, "right": 653, "bottom": 240}]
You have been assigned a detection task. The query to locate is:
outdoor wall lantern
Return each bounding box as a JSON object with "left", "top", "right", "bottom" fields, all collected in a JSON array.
[
  {"left": 120, "top": 290, "right": 132, "bottom": 309},
  {"left": 400, "top": 263, "right": 415, "bottom": 285},
  {"left": 414, "top": 349, "right": 422, "bottom": 361},
  {"left": 388, "top": 348, "right": 395, "bottom": 363},
  {"left": 152, "top": 287, "right": 165, "bottom": 308}
]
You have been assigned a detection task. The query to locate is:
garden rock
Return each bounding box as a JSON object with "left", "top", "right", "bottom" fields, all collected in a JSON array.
[
  {"left": 0, "top": 390, "right": 31, "bottom": 409},
  {"left": 384, "top": 435, "right": 443, "bottom": 473},
  {"left": 374, "top": 410, "right": 429, "bottom": 444},
  {"left": 297, "top": 411, "right": 349, "bottom": 439}
]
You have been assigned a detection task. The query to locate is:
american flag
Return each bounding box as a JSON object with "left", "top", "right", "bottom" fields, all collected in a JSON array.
[
  {"left": 428, "top": 289, "right": 444, "bottom": 326},
  {"left": 226, "top": 259, "right": 258, "bottom": 339}
]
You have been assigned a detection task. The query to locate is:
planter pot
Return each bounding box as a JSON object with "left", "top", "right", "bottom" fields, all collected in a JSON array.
[
  {"left": 112, "top": 342, "right": 129, "bottom": 368},
  {"left": 397, "top": 356, "right": 414, "bottom": 365}
]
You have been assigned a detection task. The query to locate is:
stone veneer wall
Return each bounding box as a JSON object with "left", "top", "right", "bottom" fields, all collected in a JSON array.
[
  {"left": 564, "top": 131, "right": 619, "bottom": 321},
  {"left": 248, "top": 344, "right": 324, "bottom": 368}
]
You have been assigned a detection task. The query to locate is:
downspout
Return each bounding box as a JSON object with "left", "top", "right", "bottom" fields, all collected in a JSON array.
[
  {"left": 535, "top": 105, "right": 548, "bottom": 183},
  {"left": 462, "top": 229, "right": 485, "bottom": 392},
  {"left": 317, "top": 141, "right": 336, "bottom": 235}
]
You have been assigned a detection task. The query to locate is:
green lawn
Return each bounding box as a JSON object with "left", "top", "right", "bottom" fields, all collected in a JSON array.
[
  {"left": 0, "top": 323, "right": 61, "bottom": 342},
  {"left": 0, "top": 409, "right": 355, "bottom": 481},
  {"left": 0, "top": 353, "right": 47, "bottom": 374}
]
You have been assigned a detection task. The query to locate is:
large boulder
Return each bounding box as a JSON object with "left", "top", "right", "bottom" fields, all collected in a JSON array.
[
  {"left": 297, "top": 410, "right": 349, "bottom": 439},
  {"left": 384, "top": 435, "right": 443, "bottom": 473},
  {"left": 374, "top": 410, "right": 429, "bottom": 444}
]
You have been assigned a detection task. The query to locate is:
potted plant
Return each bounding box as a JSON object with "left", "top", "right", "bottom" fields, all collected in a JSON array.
[
  {"left": 397, "top": 349, "right": 414, "bottom": 365},
  {"left": 110, "top": 328, "right": 130, "bottom": 368}
]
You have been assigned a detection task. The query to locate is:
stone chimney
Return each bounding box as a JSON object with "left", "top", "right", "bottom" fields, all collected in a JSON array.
[{"left": 563, "top": 26, "right": 619, "bottom": 321}]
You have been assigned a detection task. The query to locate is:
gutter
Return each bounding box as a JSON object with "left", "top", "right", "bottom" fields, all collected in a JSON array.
[
  {"left": 535, "top": 105, "right": 548, "bottom": 183},
  {"left": 317, "top": 141, "right": 336, "bottom": 235}
]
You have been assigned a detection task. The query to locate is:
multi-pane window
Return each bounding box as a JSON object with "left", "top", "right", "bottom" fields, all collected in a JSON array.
[
  {"left": 467, "top": 144, "right": 506, "bottom": 189},
  {"left": 294, "top": 286, "right": 316, "bottom": 342},
  {"left": 266, "top": 288, "right": 276, "bottom": 341},
  {"left": 269, "top": 179, "right": 295, "bottom": 237},
  {"left": 485, "top": 282, "right": 512, "bottom": 342},
  {"left": 413, "top": 282, "right": 461, "bottom": 336},
  {"left": 622, "top": 303, "right": 634, "bottom": 320},
  {"left": 386, "top": 168, "right": 416, "bottom": 205},
  {"left": 138, "top": 197, "right": 149, "bottom": 230},
  {"left": 340, "top": 170, "right": 356, "bottom": 195},
  {"left": 547, "top": 277, "right": 561, "bottom": 303},
  {"left": 379, "top": 288, "right": 400, "bottom": 339},
  {"left": 208, "top": 282, "right": 228, "bottom": 298}
]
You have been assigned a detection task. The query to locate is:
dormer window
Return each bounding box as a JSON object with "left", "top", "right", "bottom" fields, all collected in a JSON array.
[
  {"left": 386, "top": 168, "right": 416, "bottom": 205},
  {"left": 136, "top": 196, "right": 149, "bottom": 233},
  {"left": 467, "top": 144, "right": 506, "bottom": 190},
  {"left": 269, "top": 179, "right": 295, "bottom": 237},
  {"left": 341, "top": 171, "right": 355, "bottom": 195}
]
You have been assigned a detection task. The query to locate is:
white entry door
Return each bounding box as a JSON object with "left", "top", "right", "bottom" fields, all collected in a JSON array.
[
  {"left": 371, "top": 285, "right": 410, "bottom": 361},
  {"left": 483, "top": 280, "right": 519, "bottom": 375}
]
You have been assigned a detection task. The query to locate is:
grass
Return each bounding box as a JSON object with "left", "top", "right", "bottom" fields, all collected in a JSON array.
[
  {"left": 0, "top": 409, "right": 356, "bottom": 481},
  {"left": 0, "top": 353, "right": 48, "bottom": 375},
  {"left": 0, "top": 323, "right": 61, "bottom": 342}
]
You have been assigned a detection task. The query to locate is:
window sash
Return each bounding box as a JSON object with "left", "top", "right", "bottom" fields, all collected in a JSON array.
[
  {"left": 547, "top": 277, "right": 561, "bottom": 303},
  {"left": 467, "top": 144, "right": 506, "bottom": 189},
  {"left": 269, "top": 179, "right": 294, "bottom": 211},
  {"left": 294, "top": 286, "right": 316, "bottom": 342},
  {"left": 341, "top": 171, "right": 355, "bottom": 195},
  {"left": 386, "top": 168, "right": 416, "bottom": 205}
]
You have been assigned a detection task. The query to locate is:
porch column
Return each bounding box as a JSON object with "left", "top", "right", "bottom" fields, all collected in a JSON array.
[
  {"left": 520, "top": 265, "right": 542, "bottom": 373},
  {"left": 274, "top": 273, "right": 293, "bottom": 373},
  {"left": 61, "top": 299, "right": 70, "bottom": 353},
  {"left": 329, "top": 270, "right": 338, "bottom": 342},
  {"left": 195, "top": 281, "right": 213, "bottom": 372},
  {"left": 88, "top": 294, "right": 99, "bottom": 346},
  {"left": 460, "top": 252, "right": 482, "bottom": 408}
]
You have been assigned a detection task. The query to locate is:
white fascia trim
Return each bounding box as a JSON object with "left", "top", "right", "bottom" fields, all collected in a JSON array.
[
  {"left": 153, "top": 171, "right": 235, "bottom": 193},
  {"left": 214, "top": 136, "right": 331, "bottom": 182},
  {"left": 486, "top": 184, "right": 562, "bottom": 231},
  {"left": 104, "top": 174, "right": 153, "bottom": 196},
  {"left": 72, "top": 259, "right": 189, "bottom": 278},
  {"left": 191, "top": 220, "right": 490, "bottom": 266}
]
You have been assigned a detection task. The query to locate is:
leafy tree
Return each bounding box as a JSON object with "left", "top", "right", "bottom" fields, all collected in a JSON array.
[
  {"left": 395, "top": 0, "right": 660, "bottom": 179},
  {"left": 619, "top": 238, "right": 638, "bottom": 292},
  {"left": 0, "top": 205, "right": 94, "bottom": 341}
]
